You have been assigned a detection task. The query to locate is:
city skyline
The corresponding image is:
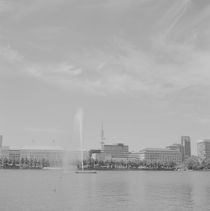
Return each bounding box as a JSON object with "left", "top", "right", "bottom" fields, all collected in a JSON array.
[
  {"left": 1, "top": 0, "right": 210, "bottom": 155},
  {"left": 0, "top": 133, "right": 193, "bottom": 156}
]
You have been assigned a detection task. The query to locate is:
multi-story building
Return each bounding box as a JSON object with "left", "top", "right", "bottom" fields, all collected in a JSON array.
[
  {"left": 128, "top": 152, "right": 142, "bottom": 161},
  {"left": 0, "top": 146, "right": 10, "bottom": 159},
  {"left": 91, "top": 152, "right": 112, "bottom": 162},
  {"left": 181, "top": 136, "right": 191, "bottom": 161},
  {"left": 102, "top": 143, "right": 129, "bottom": 161},
  {"left": 9, "top": 148, "right": 21, "bottom": 162},
  {"left": 197, "top": 140, "right": 210, "bottom": 160},
  {"left": 20, "top": 146, "right": 64, "bottom": 167},
  {"left": 139, "top": 148, "right": 182, "bottom": 165},
  {"left": 91, "top": 143, "right": 129, "bottom": 162},
  {"left": 166, "top": 143, "right": 182, "bottom": 152}
]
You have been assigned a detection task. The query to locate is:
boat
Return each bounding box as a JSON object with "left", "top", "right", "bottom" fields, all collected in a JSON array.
[{"left": 75, "top": 170, "right": 97, "bottom": 174}]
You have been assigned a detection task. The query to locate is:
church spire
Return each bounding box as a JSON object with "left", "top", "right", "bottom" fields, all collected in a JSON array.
[{"left": 100, "top": 122, "right": 105, "bottom": 147}]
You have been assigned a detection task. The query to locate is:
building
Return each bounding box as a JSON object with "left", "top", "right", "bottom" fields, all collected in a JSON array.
[
  {"left": 20, "top": 146, "right": 64, "bottom": 167},
  {"left": 181, "top": 136, "right": 191, "bottom": 161},
  {"left": 139, "top": 148, "right": 182, "bottom": 165},
  {"left": 102, "top": 143, "right": 129, "bottom": 161},
  {"left": 128, "top": 152, "right": 141, "bottom": 161},
  {"left": 91, "top": 151, "right": 112, "bottom": 162},
  {"left": 197, "top": 140, "right": 210, "bottom": 160},
  {"left": 91, "top": 143, "right": 129, "bottom": 162},
  {"left": 166, "top": 143, "right": 182, "bottom": 152},
  {"left": 9, "top": 148, "right": 21, "bottom": 162},
  {"left": 0, "top": 146, "right": 10, "bottom": 159}
]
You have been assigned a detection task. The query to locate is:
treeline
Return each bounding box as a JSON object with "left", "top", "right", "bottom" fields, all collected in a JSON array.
[
  {"left": 77, "top": 159, "right": 177, "bottom": 170},
  {"left": 0, "top": 157, "right": 62, "bottom": 169},
  {"left": 183, "top": 156, "right": 210, "bottom": 170},
  {"left": 77, "top": 156, "right": 210, "bottom": 171}
]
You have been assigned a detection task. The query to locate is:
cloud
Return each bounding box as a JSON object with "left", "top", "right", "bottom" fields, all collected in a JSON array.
[
  {"left": 0, "top": 45, "right": 25, "bottom": 76},
  {"left": 20, "top": 30, "right": 210, "bottom": 99},
  {"left": 2, "top": 0, "right": 210, "bottom": 99},
  {"left": 0, "top": 46, "right": 23, "bottom": 63},
  {"left": 158, "top": 0, "right": 191, "bottom": 37}
]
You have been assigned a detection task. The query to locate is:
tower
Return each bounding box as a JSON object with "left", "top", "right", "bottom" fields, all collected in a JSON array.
[
  {"left": 181, "top": 136, "right": 191, "bottom": 161},
  {"left": 100, "top": 122, "right": 105, "bottom": 149}
]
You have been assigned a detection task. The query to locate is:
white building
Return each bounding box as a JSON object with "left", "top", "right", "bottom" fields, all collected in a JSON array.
[
  {"left": 139, "top": 148, "right": 182, "bottom": 164},
  {"left": 20, "top": 145, "right": 64, "bottom": 166},
  {"left": 197, "top": 140, "right": 210, "bottom": 160}
]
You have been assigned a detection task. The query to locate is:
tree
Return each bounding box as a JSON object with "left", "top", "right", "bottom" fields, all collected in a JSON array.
[
  {"left": 184, "top": 156, "right": 200, "bottom": 170},
  {"left": 168, "top": 161, "right": 176, "bottom": 169},
  {"left": 201, "top": 158, "right": 210, "bottom": 169}
]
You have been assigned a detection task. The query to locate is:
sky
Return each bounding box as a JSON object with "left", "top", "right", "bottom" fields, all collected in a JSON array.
[{"left": 1, "top": 0, "right": 210, "bottom": 154}]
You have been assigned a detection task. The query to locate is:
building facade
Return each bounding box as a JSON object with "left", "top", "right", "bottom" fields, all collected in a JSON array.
[
  {"left": 0, "top": 146, "right": 10, "bottom": 159},
  {"left": 166, "top": 143, "right": 182, "bottom": 152},
  {"left": 102, "top": 143, "right": 129, "bottom": 161},
  {"left": 20, "top": 146, "right": 64, "bottom": 167},
  {"left": 9, "top": 148, "right": 21, "bottom": 162},
  {"left": 197, "top": 140, "right": 210, "bottom": 160},
  {"left": 91, "top": 143, "right": 129, "bottom": 162},
  {"left": 181, "top": 136, "right": 191, "bottom": 161},
  {"left": 139, "top": 148, "right": 182, "bottom": 165}
]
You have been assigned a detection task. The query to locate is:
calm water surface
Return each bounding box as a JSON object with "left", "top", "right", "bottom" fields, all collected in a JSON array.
[{"left": 0, "top": 169, "right": 210, "bottom": 211}]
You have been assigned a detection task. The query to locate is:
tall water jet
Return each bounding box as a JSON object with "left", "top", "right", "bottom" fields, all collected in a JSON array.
[
  {"left": 75, "top": 107, "right": 84, "bottom": 171},
  {"left": 75, "top": 108, "right": 96, "bottom": 174}
]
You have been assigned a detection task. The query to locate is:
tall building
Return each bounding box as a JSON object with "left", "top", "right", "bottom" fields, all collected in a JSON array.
[
  {"left": 181, "top": 136, "right": 191, "bottom": 161},
  {"left": 197, "top": 140, "right": 210, "bottom": 160},
  {"left": 138, "top": 148, "right": 182, "bottom": 165}
]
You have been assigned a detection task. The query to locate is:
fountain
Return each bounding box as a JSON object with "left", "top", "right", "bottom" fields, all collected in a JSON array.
[{"left": 75, "top": 108, "right": 96, "bottom": 174}]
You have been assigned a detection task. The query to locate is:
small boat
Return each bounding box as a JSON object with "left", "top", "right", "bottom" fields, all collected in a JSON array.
[{"left": 75, "top": 170, "right": 97, "bottom": 174}]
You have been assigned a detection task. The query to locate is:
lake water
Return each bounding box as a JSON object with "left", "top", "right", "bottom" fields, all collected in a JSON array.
[{"left": 0, "top": 169, "right": 210, "bottom": 211}]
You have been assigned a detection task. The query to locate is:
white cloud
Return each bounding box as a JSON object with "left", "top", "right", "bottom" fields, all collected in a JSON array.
[
  {"left": 158, "top": 0, "right": 191, "bottom": 37},
  {"left": 0, "top": 46, "right": 23, "bottom": 63},
  {"left": 21, "top": 32, "right": 210, "bottom": 98},
  {"left": 2, "top": 0, "right": 210, "bottom": 99}
]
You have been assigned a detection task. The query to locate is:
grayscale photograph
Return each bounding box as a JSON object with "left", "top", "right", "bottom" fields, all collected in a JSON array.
[{"left": 0, "top": 0, "right": 210, "bottom": 210}]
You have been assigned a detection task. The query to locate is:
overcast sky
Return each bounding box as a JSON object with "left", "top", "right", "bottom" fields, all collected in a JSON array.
[{"left": 1, "top": 0, "right": 210, "bottom": 154}]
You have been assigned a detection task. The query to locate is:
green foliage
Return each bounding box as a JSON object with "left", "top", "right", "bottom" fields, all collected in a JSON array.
[
  {"left": 0, "top": 157, "right": 53, "bottom": 169},
  {"left": 184, "top": 156, "right": 200, "bottom": 170},
  {"left": 201, "top": 158, "right": 210, "bottom": 169},
  {"left": 79, "top": 159, "right": 178, "bottom": 170}
]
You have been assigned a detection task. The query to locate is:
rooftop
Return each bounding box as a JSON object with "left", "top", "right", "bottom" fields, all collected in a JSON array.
[
  {"left": 140, "top": 148, "right": 181, "bottom": 152},
  {"left": 197, "top": 140, "right": 210, "bottom": 144}
]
